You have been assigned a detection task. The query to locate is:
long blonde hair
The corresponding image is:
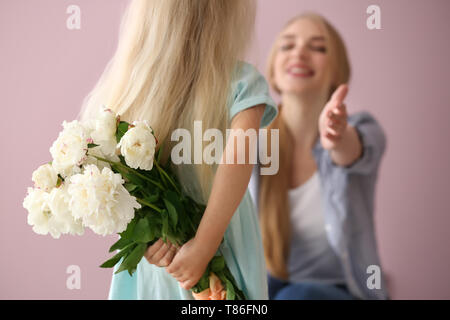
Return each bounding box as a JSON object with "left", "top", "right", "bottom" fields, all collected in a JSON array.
[
  {"left": 260, "top": 13, "right": 351, "bottom": 280},
  {"left": 78, "top": 0, "right": 256, "bottom": 204}
]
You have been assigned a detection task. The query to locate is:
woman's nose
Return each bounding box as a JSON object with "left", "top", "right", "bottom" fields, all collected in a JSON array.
[{"left": 292, "top": 43, "right": 309, "bottom": 60}]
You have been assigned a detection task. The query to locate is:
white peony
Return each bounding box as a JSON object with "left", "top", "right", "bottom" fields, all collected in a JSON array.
[
  {"left": 31, "top": 163, "right": 58, "bottom": 192},
  {"left": 88, "top": 107, "right": 118, "bottom": 158},
  {"left": 117, "top": 120, "right": 156, "bottom": 170},
  {"left": 49, "top": 120, "right": 89, "bottom": 177},
  {"left": 23, "top": 187, "right": 61, "bottom": 238},
  {"left": 48, "top": 183, "right": 84, "bottom": 236},
  {"left": 68, "top": 165, "right": 141, "bottom": 236},
  {"left": 84, "top": 144, "right": 112, "bottom": 171}
]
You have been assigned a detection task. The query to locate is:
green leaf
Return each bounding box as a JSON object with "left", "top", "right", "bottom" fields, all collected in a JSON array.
[
  {"left": 195, "top": 271, "right": 210, "bottom": 293},
  {"left": 124, "top": 183, "right": 138, "bottom": 193},
  {"left": 122, "top": 170, "right": 144, "bottom": 186},
  {"left": 114, "top": 243, "right": 146, "bottom": 275},
  {"left": 161, "top": 210, "right": 169, "bottom": 242},
  {"left": 109, "top": 236, "right": 133, "bottom": 253},
  {"left": 225, "top": 278, "right": 235, "bottom": 300},
  {"left": 210, "top": 256, "right": 225, "bottom": 273},
  {"left": 116, "top": 121, "right": 130, "bottom": 143},
  {"left": 147, "top": 215, "right": 161, "bottom": 240},
  {"left": 119, "top": 216, "right": 138, "bottom": 239},
  {"left": 56, "top": 176, "right": 63, "bottom": 188},
  {"left": 163, "top": 197, "right": 178, "bottom": 229},
  {"left": 131, "top": 218, "right": 155, "bottom": 243},
  {"left": 88, "top": 143, "right": 100, "bottom": 148},
  {"left": 144, "top": 192, "right": 159, "bottom": 203},
  {"left": 100, "top": 246, "right": 130, "bottom": 268},
  {"left": 156, "top": 140, "right": 165, "bottom": 163}
]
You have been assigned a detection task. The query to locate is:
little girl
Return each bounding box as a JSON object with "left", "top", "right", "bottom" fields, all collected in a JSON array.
[{"left": 78, "top": 0, "right": 278, "bottom": 299}]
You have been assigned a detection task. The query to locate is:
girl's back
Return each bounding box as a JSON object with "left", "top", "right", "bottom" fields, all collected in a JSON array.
[{"left": 79, "top": 0, "right": 278, "bottom": 299}]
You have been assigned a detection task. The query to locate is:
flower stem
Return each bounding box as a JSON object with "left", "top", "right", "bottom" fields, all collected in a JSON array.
[
  {"left": 93, "top": 156, "right": 165, "bottom": 191},
  {"left": 153, "top": 159, "right": 181, "bottom": 194},
  {"left": 136, "top": 198, "right": 163, "bottom": 213}
]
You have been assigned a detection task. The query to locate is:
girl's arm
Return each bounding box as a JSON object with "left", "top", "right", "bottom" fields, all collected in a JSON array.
[
  {"left": 319, "top": 84, "right": 363, "bottom": 166},
  {"left": 166, "top": 104, "right": 266, "bottom": 290}
]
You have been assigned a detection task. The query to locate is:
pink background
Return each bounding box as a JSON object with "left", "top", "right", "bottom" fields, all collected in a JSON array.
[{"left": 1, "top": 0, "right": 449, "bottom": 299}]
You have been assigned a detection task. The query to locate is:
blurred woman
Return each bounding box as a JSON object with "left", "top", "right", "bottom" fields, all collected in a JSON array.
[{"left": 250, "top": 13, "right": 389, "bottom": 300}]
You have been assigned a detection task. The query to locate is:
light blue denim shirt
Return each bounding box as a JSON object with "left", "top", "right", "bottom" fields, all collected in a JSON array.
[{"left": 249, "top": 111, "right": 389, "bottom": 300}]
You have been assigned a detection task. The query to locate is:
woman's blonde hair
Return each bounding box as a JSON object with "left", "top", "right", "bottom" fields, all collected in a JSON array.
[
  {"left": 259, "top": 13, "right": 351, "bottom": 280},
  {"left": 78, "top": 0, "right": 256, "bottom": 204}
]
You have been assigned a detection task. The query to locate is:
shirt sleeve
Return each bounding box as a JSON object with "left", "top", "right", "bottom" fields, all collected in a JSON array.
[
  {"left": 328, "top": 111, "right": 387, "bottom": 175},
  {"left": 229, "top": 62, "right": 278, "bottom": 128}
]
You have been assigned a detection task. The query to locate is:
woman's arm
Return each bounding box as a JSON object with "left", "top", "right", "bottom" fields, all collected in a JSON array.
[
  {"left": 329, "top": 125, "right": 363, "bottom": 167},
  {"left": 166, "top": 104, "right": 266, "bottom": 290},
  {"left": 319, "top": 84, "right": 363, "bottom": 167}
]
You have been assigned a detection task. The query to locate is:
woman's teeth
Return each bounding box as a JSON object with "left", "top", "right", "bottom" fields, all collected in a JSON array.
[{"left": 289, "top": 67, "right": 312, "bottom": 75}]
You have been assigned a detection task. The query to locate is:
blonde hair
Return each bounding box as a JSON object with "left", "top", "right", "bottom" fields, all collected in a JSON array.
[
  {"left": 260, "top": 13, "right": 351, "bottom": 280},
  {"left": 78, "top": 0, "right": 256, "bottom": 204}
]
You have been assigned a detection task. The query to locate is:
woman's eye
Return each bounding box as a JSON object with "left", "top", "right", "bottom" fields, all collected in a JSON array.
[
  {"left": 280, "top": 44, "right": 294, "bottom": 51},
  {"left": 311, "top": 46, "right": 327, "bottom": 53}
]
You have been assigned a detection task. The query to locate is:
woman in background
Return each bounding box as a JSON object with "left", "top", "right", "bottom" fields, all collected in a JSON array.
[{"left": 249, "top": 13, "right": 389, "bottom": 300}]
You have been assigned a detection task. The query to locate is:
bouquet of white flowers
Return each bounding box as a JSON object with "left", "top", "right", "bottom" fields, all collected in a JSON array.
[{"left": 23, "top": 107, "right": 245, "bottom": 300}]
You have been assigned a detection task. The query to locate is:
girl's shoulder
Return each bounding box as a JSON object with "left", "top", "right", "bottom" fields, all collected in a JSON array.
[
  {"left": 229, "top": 61, "right": 278, "bottom": 128},
  {"left": 231, "top": 61, "right": 266, "bottom": 96}
]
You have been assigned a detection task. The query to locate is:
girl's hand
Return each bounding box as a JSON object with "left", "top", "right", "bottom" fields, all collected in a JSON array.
[
  {"left": 166, "top": 237, "right": 212, "bottom": 290},
  {"left": 319, "top": 84, "right": 349, "bottom": 150},
  {"left": 144, "top": 238, "right": 178, "bottom": 267}
]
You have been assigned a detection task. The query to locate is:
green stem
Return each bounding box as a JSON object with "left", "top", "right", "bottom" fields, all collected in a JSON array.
[
  {"left": 93, "top": 156, "right": 165, "bottom": 191},
  {"left": 153, "top": 159, "right": 180, "bottom": 194},
  {"left": 135, "top": 198, "right": 163, "bottom": 213}
]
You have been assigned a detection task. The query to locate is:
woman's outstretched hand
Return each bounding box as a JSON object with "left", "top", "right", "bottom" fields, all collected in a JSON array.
[
  {"left": 318, "top": 84, "right": 363, "bottom": 166},
  {"left": 319, "top": 84, "right": 349, "bottom": 150}
]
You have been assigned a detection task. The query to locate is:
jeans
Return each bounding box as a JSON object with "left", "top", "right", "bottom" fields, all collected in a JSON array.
[{"left": 268, "top": 274, "right": 356, "bottom": 300}]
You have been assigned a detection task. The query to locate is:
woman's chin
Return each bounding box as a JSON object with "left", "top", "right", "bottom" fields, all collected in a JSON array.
[{"left": 283, "top": 84, "right": 319, "bottom": 95}]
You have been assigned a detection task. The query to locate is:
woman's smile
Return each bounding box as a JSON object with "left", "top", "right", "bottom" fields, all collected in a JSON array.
[{"left": 286, "top": 63, "right": 315, "bottom": 78}]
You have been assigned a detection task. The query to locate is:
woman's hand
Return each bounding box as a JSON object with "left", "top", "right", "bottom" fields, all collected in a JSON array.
[
  {"left": 144, "top": 238, "right": 178, "bottom": 267},
  {"left": 319, "top": 84, "right": 349, "bottom": 150},
  {"left": 166, "top": 237, "right": 213, "bottom": 291},
  {"left": 319, "top": 84, "right": 363, "bottom": 166}
]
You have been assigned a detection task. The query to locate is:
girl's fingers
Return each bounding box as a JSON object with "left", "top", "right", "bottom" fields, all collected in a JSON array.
[
  {"left": 166, "top": 261, "right": 179, "bottom": 274},
  {"left": 145, "top": 239, "right": 164, "bottom": 260},
  {"left": 158, "top": 244, "right": 177, "bottom": 267},
  {"left": 150, "top": 241, "right": 172, "bottom": 264},
  {"left": 172, "top": 272, "right": 188, "bottom": 283},
  {"left": 180, "top": 279, "right": 194, "bottom": 291}
]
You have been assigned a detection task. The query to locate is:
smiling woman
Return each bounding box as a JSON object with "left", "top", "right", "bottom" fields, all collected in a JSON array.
[
  {"left": 250, "top": 12, "right": 389, "bottom": 300},
  {"left": 270, "top": 15, "right": 348, "bottom": 98}
]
